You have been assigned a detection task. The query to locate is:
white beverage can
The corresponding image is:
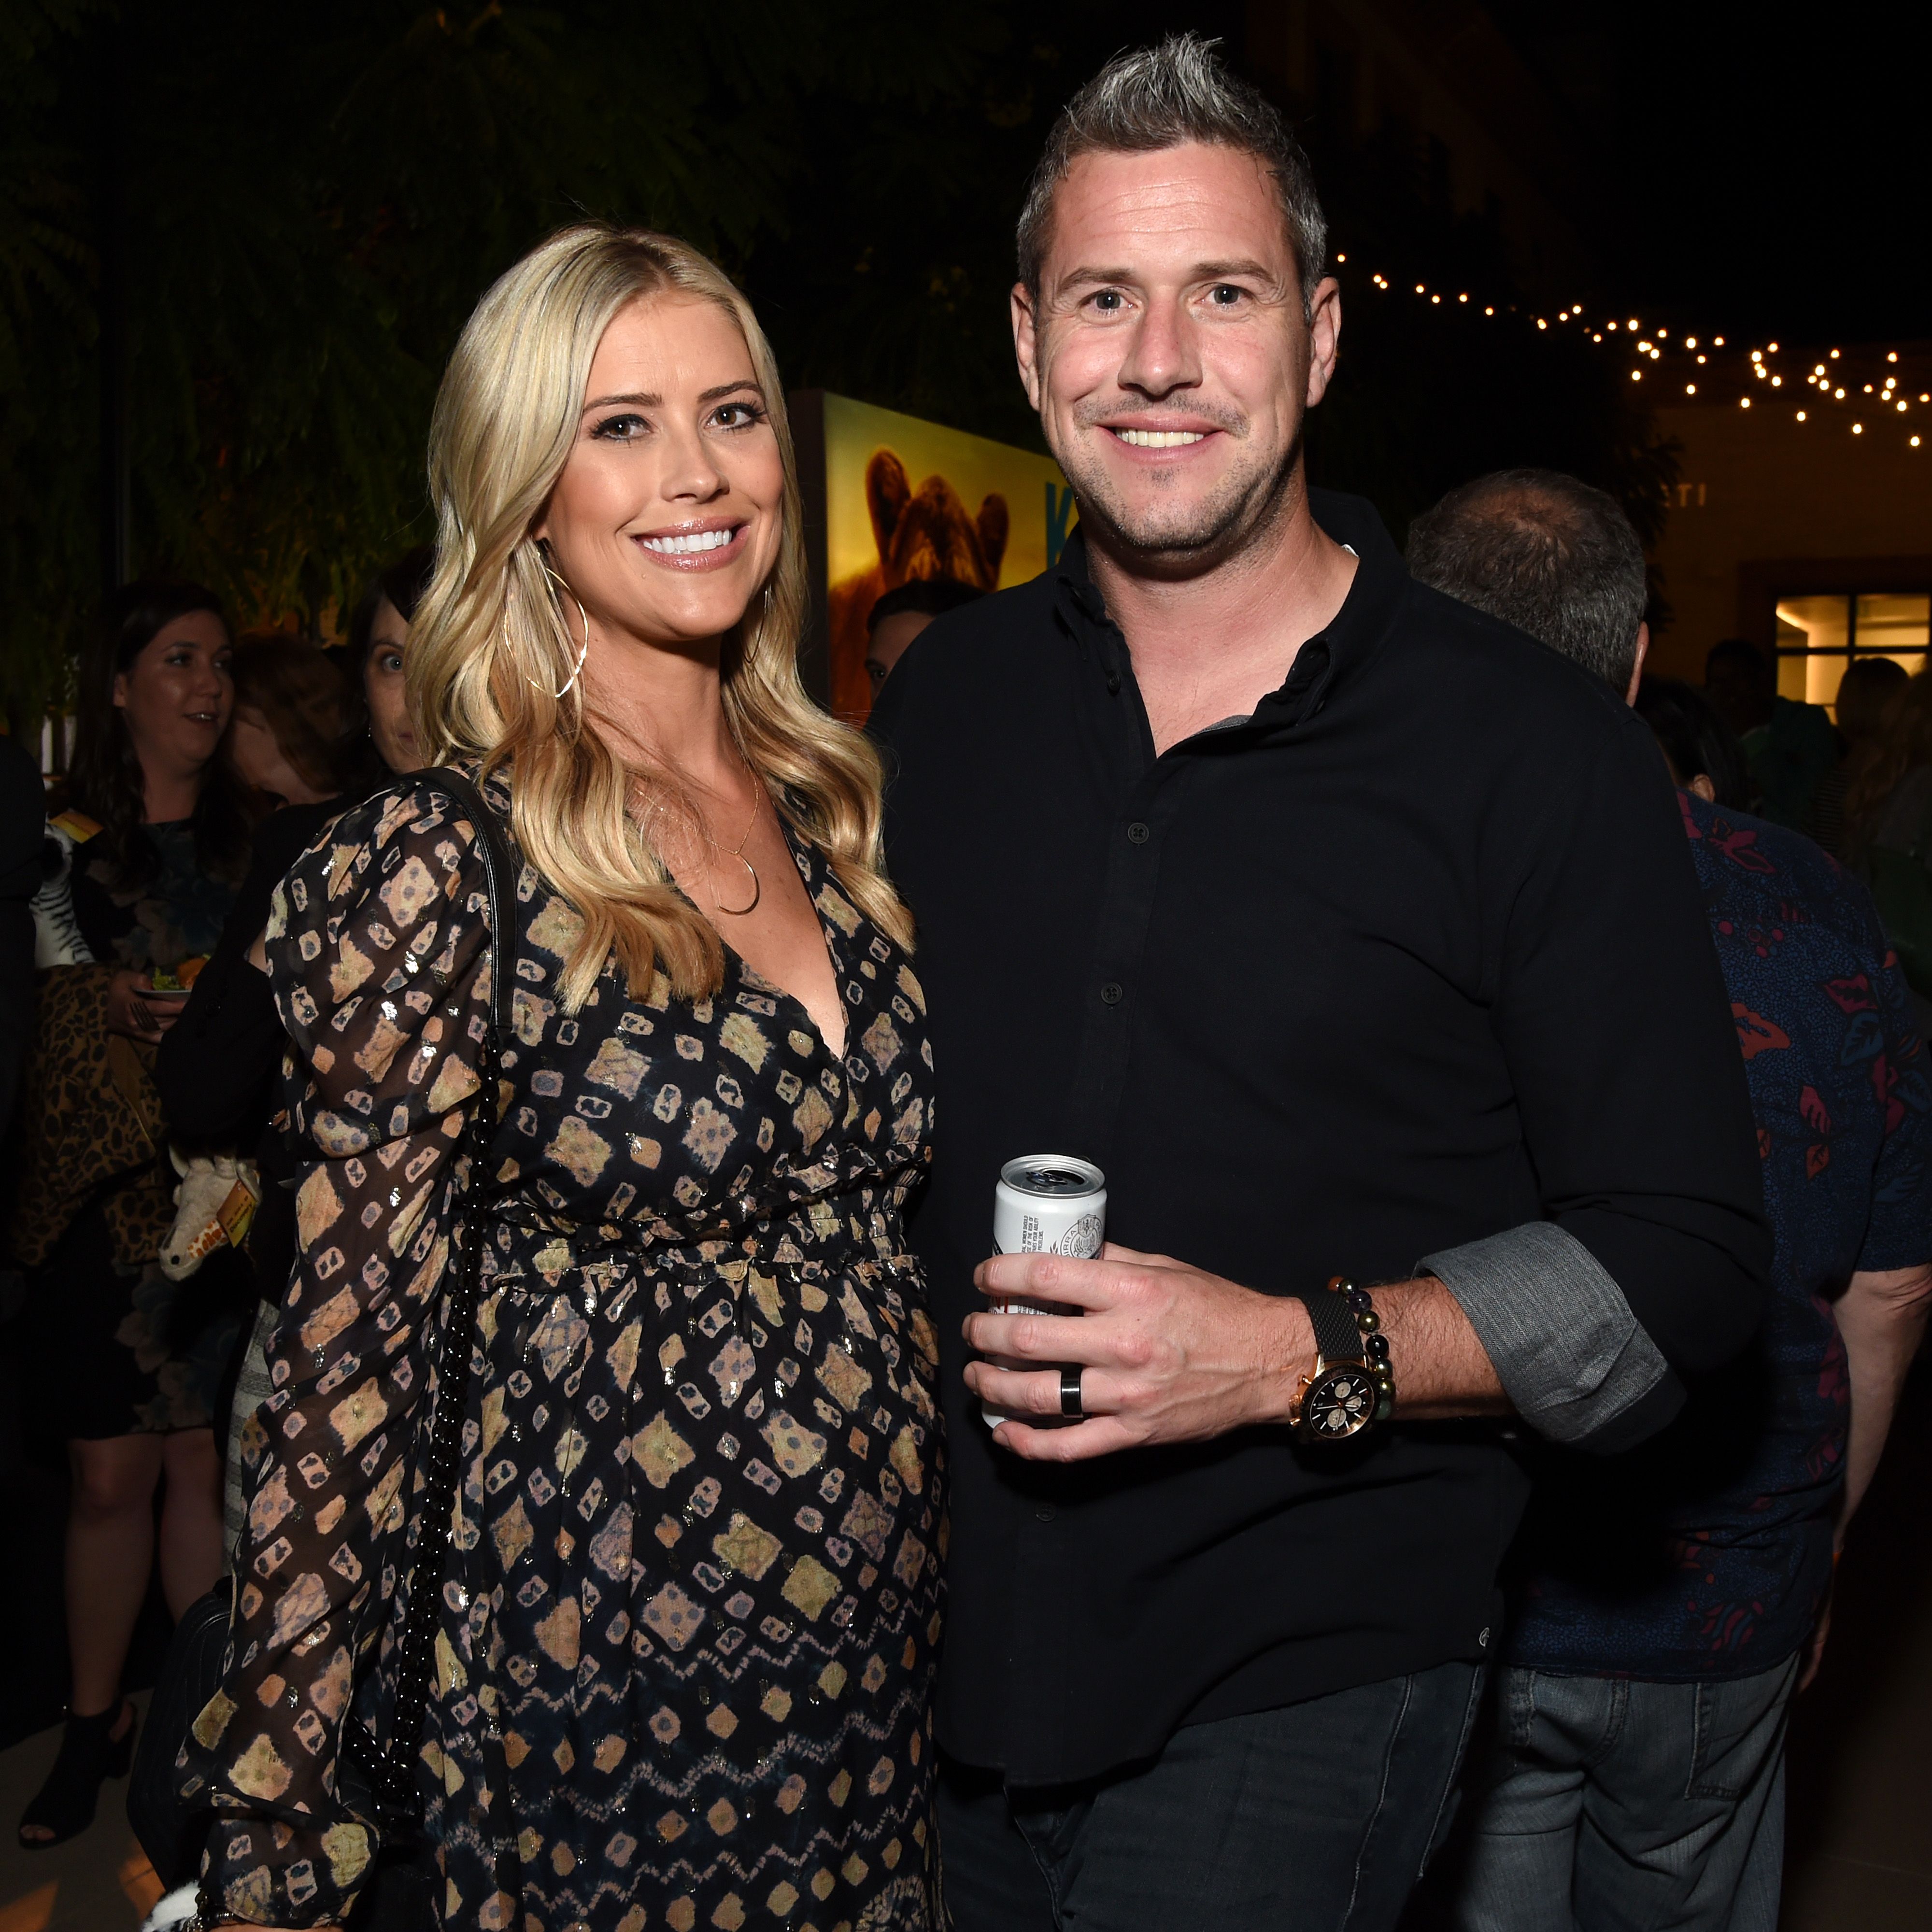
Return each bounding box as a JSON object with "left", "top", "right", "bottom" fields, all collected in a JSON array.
[{"left": 982, "top": 1155, "right": 1107, "bottom": 1429}]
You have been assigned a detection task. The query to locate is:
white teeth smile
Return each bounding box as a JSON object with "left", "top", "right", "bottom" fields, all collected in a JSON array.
[
  {"left": 1114, "top": 427, "right": 1206, "bottom": 448},
  {"left": 639, "top": 528, "right": 737, "bottom": 554}
]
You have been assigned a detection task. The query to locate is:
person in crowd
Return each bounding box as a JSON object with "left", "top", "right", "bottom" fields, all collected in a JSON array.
[
  {"left": 343, "top": 544, "right": 433, "bottom": 777},
  {"left": 223, "top": 633, "right": 354, "bottom": 810},
  {"left": 148, "top": 566, "right": 436, "bottom": 1928},
  {"left": 178, "top": 223, "right": 942, "bottom": 1932},
  {"left": 1812, "top": 655, "right": 1907, "bottom": 857},
  {"left": 159, "top": 554, "right": 437, "bottom": 1565},
  {"left": 867, "top": 36, "right": 1767, "bottom": 1932},
  {"left": 158, "top": 635, "right": 353, "bottom": 1531},
  {"left": 12, "top": 583, "right": 254, "bottom": 1849},
  {"left": 1406, "top": 468, "right": 1932, "bottom": 1932},
  {"left": 0, "top": 731, "right": 44, "bottom": 1141},
  {"left": 865, "top": 575, "right": 987, "bottom": 695},
  {"left": 1843, "top": 667, "right": 1932, "bottom": 1031},
  {"left": 1704, "top": 635, "right": 1837, "bottom": 833},
  {"left": 1633, "top": 674, "right": 1752, "bottom": 809}
]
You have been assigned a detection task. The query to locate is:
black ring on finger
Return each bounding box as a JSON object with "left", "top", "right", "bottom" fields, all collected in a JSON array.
[{"left": 1060, "top": 1365, "right": 1084, "bottom": 1418}]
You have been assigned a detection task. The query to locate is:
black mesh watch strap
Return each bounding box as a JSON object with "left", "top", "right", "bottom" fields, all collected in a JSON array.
[{"left": 1292, "top": 1285, "right": 1364, "bottom": 1367}]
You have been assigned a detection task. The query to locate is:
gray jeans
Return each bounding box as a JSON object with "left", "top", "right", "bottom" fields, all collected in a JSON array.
[{"left": 1441, "top": 1654, "right": 1798, "bottom": 1932}]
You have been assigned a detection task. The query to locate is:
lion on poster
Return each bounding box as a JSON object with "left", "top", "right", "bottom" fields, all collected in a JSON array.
[{"left": 828, "top": 449, "right": 1008, "bottom": 720}]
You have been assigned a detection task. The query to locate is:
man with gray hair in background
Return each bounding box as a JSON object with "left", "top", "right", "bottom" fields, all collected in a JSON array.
[
  {"left": 1409, "top": 471, "right": 1932, "bottom": 1932},
  {"left": 871, "top": 35, "right": 1770, "bottom": 1932},
  {"left": 1406, "top": 468, "right": 1654, "bottom": 699}
]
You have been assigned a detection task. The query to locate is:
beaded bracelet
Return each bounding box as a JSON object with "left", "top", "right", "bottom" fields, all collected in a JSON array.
[{"left": 1328, "top": 1275, "right": 1397, "bottom": 1422}]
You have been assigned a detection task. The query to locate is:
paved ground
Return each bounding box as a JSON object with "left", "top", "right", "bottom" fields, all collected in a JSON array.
[{"left": 1, "top": 1367, "right": 1926, "bottom": 1932}]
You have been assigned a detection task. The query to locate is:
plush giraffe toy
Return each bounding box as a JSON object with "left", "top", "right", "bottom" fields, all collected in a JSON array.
[{"left": 158, "top": 1149, "right": 260, "bottom": 1280}]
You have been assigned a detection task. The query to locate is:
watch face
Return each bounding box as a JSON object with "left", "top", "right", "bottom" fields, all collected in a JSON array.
[{"left": 1303, "top": 1364, "right": 1377, "bottom": 1439}]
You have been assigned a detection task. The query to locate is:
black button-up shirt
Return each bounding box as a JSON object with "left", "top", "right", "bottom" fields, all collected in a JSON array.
[{"left": 867, "top": 492, "right": 1768, "bottom": 1784}]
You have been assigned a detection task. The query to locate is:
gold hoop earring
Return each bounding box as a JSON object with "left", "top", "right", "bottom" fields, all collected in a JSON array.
[{"left": 533, "top": 556, "right": 591, "bottom": 699}]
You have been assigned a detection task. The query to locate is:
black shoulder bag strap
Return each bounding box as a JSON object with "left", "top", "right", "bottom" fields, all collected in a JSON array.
[{"left": 344, "top": 767, "right": 520, "bottom": 1830}]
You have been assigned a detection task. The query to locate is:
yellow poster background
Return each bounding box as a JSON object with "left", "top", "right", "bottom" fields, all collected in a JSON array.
[{"left": 821, "top": 393, "right": 1072, "bottom": 720}]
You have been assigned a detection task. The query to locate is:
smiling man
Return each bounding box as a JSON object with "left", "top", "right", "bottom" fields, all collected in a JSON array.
[{"left": 867, "top": 35, "right": 1770, "bottom": 1932}]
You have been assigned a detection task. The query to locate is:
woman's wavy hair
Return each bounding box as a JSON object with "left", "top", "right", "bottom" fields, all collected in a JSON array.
[
  {"left": 412, "top": 222, "right": 911, "bottom": 1011},
  {"left": 1844, "top": 665, "right": 1932, "bottom": 856},
  {"left": 229, "top": 633, "right": 353, "bottom": 799},
  {"left": 68, "top": 580, "right": 252, "bottom": 890}
]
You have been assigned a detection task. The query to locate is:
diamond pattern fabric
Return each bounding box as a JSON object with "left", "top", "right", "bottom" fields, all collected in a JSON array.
[{"left": 179, "top": 775, "right": 943, "bottom": 1931}]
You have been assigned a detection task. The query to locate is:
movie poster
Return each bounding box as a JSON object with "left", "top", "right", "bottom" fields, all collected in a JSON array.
[{"left": 790, "top": 391, "right": 1074, "bottom": 722}]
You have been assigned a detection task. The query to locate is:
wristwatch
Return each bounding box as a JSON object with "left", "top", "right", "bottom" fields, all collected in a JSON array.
[{"left": 1287, "top": 1278, "right": 1394, "bottom": 1443}]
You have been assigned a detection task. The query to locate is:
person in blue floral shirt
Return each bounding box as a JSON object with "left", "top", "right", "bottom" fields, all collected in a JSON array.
[{"left": 1408, "top": 471, "right": 1932, "bottom": 1932}]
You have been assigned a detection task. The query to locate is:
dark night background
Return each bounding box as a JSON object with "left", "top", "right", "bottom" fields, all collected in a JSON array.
[
  {"left": 1, "top": 0, "right": 1927, "bottom": 719},
  {"left": 1493, "top": 1, "right": 1932, "bottom": 347}
]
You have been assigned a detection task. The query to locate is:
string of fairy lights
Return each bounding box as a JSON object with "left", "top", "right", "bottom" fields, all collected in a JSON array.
[{"left": 1334, "top": 253, "right": 1928, "bottom": 452}]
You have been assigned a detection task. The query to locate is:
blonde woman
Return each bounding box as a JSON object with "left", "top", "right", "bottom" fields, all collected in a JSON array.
[{"left": 181, "top": 226, "right": 943, "bottom": 1932}]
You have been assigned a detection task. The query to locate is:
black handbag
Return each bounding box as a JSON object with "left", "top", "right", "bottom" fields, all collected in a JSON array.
[
  {"left": 128, "top": 1575, "right": 236, "bottom": 1888},
  {"left": 126, "top": 767, "right": 519, "bottom": 1892}
]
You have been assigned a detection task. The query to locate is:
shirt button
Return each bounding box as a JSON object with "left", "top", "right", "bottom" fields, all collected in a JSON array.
[
  {"left": 1100, "top": 981, "right": 1124, "bottom": 1006},
  {"left": 1036, "top": 1506, "right": 1056, "bottom": 1523},
  {"left": 1105, "top": 672, "right": 1122, "bottom": 695},
  {"left": 1126, "top": 821, "right": 1150, "bottom": 844}
]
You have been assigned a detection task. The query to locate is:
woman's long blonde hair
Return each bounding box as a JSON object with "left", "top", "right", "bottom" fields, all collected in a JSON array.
[{"left": 411, "top": 222, "right": 911, "bottom": 1011}]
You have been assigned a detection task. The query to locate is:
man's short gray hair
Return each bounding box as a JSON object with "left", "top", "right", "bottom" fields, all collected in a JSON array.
[
  {"left": 1016, "top": 33, "right": 1327, "bottom": 316},
  {"left": 1406, "top": 470, "right": 1648, "bottom": 694}
]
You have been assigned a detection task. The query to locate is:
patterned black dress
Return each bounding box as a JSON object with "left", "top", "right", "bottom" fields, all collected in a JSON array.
[{"left": 183, "top": 774, "right": 944, "bottom": 1932}]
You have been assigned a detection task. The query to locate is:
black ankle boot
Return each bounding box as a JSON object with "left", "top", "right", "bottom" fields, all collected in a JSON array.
[{"left": 17, "top": 1700, "right": 136, "bottom": 1849}]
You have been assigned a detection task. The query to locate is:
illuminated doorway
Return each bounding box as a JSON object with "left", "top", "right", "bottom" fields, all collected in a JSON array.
[{"left": 1775, "top": 592, "right": 1929, "bottom": 717}]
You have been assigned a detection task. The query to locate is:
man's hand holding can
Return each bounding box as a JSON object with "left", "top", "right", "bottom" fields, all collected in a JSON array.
[{"left": 966, "top": 1242, "right": 1320, "bottom": 1459}]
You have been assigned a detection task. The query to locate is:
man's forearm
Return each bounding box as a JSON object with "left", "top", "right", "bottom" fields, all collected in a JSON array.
[
  {"left": 1421, "top": 1222, "right": 1685, "bottom": 1450},
  {"left": 1374, "top": 1275, "right": 1511, "bottom": 1420},
  {"left": 1835, "top": 1264, "right": 1932, "bottom": 1533},
  {"left": 965, "top": 1247, "right": 1512, "bottom": 1460}
]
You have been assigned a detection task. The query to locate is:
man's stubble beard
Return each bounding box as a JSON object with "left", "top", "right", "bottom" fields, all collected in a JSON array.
[{"left": 1052, "top": 413, "right": 1307, "bottom": 580}]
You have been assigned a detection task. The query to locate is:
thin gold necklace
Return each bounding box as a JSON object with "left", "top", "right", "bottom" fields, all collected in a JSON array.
[{"left": 704, "top": 756, "right": 763, "bottom": 917}]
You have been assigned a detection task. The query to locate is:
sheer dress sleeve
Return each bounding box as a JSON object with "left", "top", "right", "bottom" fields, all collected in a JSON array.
[{"left": 181, "top": 781, "right": 491, "bottom": 1927}]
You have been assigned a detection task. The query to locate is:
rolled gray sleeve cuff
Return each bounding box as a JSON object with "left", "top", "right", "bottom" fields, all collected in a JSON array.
[{"left": 1420, "top": 1221, "right": 1685, "bottom": 1452}]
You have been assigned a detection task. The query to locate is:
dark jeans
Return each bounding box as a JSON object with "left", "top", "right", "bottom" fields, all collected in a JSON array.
[{"left": 940, "top": 1661, "right": 1486, "bottom": 1932}]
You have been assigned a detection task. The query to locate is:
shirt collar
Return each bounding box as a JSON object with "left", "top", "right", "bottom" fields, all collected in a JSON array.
[{"left": 1051, "top": 488, "right": 1408, "bottom": 727}]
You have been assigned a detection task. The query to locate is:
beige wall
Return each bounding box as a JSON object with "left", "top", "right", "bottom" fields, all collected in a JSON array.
[{"left": 1648, "top": 393, "right": 1932, "bottom": 682}]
